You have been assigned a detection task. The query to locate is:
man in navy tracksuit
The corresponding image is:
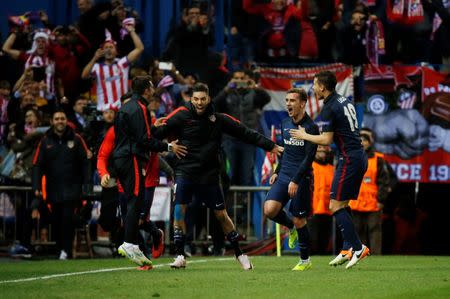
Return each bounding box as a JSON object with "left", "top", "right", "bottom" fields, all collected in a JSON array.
[
  {"left": 290, "top": 71, "right": 369, "bottom": 269},
  {"left": 152, "top": 82, "right": 284, "bottom": 270},
  {"left": 265, "top": 88, "right": 319, "bottom": 271}
]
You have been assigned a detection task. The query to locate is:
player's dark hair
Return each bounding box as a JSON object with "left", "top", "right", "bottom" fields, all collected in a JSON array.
[
  {"left": 192, "top": 82, "right": 209, "bottom": 95},
  {"left": 132, "top": 75, "right": 154, "bottom": 95},
  {"left": 314, "top": 71, "right": 337, "bottom": 92},
  {"left": 287, "top": 88, "right": 308, "bottom": 102}
]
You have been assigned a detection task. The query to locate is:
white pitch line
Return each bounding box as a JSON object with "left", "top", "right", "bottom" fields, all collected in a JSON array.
[{"left": 0, "top": 257, "right": 234, "bottom": 284}]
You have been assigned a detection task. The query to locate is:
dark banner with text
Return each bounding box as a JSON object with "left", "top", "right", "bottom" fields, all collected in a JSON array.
[{"left": 362, "top": 65, "right": 450, "bottom": 183}]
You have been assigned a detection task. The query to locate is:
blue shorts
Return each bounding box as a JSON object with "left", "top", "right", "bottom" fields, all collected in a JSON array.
[
  {"left": 265, "top": 176, "right": 313, "bottom": 218},
  {"left": 174, "top": 178, "right": 225, "bottom": 210},
  {"left": 331, "top": 151, "right": 368, "bottom": 201}
]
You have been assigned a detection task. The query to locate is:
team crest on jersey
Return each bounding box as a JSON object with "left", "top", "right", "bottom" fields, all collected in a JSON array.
[
  {"left": 209, "top": 115, "right": 216, "bottom": 122},
  {"left": 67, "top": 141, "right": 74, "bottom": 148},
  {"left": 338, "top": 96, "right": 347, "bottom": 103}
]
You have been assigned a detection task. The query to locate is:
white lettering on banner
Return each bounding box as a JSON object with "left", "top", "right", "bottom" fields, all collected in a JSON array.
[
  {"left": 149, "top": 187, "right": 171, "bottom": 221},
  {"left": 391, "top": 164, "right": 422, "bottom": 181},
  {"left": 429, "top": 165, "right": 449, "bottom": 182},
  {"left": 424, "top": 87, "right": 436, "bottom": 96},
  {"left": 438, "top": 84, "right": 450, "bottom": 93},
  {"left": 424, "top": 84, "right": 449, "bottom": 96}
]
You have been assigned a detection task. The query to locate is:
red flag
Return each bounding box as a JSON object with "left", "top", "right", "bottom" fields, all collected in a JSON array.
[{"left": 261, "top": 125, "right": 278, "bottom": 184}]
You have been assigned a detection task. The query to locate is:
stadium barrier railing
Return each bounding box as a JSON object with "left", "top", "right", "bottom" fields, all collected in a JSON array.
[{"left": 1, "top": 185, "right": 277, "bottom": 254}]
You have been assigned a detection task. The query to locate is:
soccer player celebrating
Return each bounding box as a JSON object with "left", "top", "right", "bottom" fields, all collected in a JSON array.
[
  {"left": 152, "top": 83, "right": 284, "bottom": 270},
  {"left": 290, "top": 71, "right": 370, "bottom": 269},
  {"left": 111, "top": 76, "right": 187, "bottom": 267},
  {"left": 265, "top": 88, "right": 319, "bottom": 271}
]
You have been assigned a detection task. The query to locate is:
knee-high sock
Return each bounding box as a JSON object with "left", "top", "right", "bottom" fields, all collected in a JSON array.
[
  {"left": 174, "top": 228, "right": 185, "bottom": 256},
  {"left": 140, "top": 221, "right": 162, "bottom": 247},
  {"left": 124, "top": 196, "right": 143, "bottom": 244},
  {"left": 342, "top": 207, "right": 353, "bottom": 250},
  {"left": 334, "top": 209, "right": 362, "bottom": 251},
  {"left": 226, "top": 231, "right": 243, "bottom": 257},
  {"left": 297, "top": 225, "right": 310, "bottom": 260},
  {"left": 271, "top": 209, "right": 294, "bottom": 229}
]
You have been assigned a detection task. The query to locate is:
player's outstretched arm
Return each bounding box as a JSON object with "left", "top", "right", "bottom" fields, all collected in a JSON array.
[
  {"left": 219, "top": 113, "right": 278, "bottom": 152},
  {"left": 292, "top": 128, "right": 319, "bottom": 184},
  {"left": 290, "top": 126, "right": 333, "bottom": 146}
]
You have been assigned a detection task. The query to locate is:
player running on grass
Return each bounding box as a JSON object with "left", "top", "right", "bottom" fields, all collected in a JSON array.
[
  {"left": 152, "top": 82, "right": 284, "bottom": 270},
  {"left": 107, "top": 77, "right": 187, "bottom": 267},
  {"left": 290, "top": 71, "right": 370, "bottom": 269},
  {"left": 97, "top": 121, "right": 168, "bottom": 269},
  {"left": 264, "top": 88, "right": 319, "bottom": 271}
]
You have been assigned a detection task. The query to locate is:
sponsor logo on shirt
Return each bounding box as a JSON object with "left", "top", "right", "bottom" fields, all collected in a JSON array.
[{"left": 284, "top": 138, "right": 304, "bottom": 146}]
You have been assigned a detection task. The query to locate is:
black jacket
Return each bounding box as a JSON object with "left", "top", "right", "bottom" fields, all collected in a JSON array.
[
  {"left": 152, "top": 102, "right": 275, "bottom": 184},
  {"left": 213, "top": 88, "right": 271, "bottom": 130},
  {"left": 112, "top": 94, "right": 168, "bottom": 162},
  {"left": 32, "top": 127, "right": 90, "bottom": 203}
]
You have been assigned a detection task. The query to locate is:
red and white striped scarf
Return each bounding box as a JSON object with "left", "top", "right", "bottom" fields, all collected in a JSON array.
[
  {"left": 387, "top": 0, "right": 424, "bottom": 25},
  {"left": 157, "top": 75, "right": 175, "bottom": 115},
  {"left": 431, "top": 1, "right": 450, "bottom": 40},
  {"left": 362, "top": 0, "right": 376, "bottom": 7},
  {"left": 0, "top": 96, "right": 8, "bottom": 139},
  {"left": 366, "top": 20, "right": 385, "bottom": 65}
]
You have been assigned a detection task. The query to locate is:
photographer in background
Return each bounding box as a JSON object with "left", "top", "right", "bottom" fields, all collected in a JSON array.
[
  {"left": 162, "top": 3, "right": 214, "bottom": 82},
  {"left": 84, "top": 102, "right": 117, "bottom": 161},
  {"left": 67, "top": 96, "right": 89, "bottom": 133},
  {"left": 213, "top": 69, "right": 270, "bottom": 186}
]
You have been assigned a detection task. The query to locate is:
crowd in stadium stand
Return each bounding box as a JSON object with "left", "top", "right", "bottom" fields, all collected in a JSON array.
[{"left": 0, "top": 0, "right": 449, "bottom": 259}]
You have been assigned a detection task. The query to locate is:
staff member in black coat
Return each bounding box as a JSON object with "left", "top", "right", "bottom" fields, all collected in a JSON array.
[
  {"left": 32, "top": 108, "right": 90, "bottom": 260},
  {"left": 112, "top": 76, "right": 187, "bottom": 267}
]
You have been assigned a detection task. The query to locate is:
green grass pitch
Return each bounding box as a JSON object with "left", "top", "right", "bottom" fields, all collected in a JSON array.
[{"left": 1, "top": 256, "right": 449, "bottom": 298}]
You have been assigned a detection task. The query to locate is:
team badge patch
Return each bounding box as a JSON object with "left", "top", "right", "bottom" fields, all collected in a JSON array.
[
  {"left": 67, "top": 141, "right": 74, "bottom": 148},
  {"left": 367, "top": 95, "right": 387, "bottom": 115},
  {"left": 209, "top": 115, "right": 216, "bottom": 122}
]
